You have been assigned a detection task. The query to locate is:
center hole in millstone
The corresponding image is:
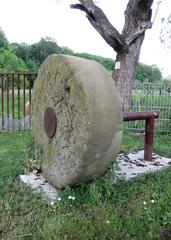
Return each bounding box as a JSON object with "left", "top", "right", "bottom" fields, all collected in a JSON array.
[{"left": 44, "top": 107, "right": 57, "bottom": 138}]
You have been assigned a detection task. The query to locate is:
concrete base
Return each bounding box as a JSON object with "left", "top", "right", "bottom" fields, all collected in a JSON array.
[
  {"left": 20, "top": 150, "right": 171, "bottom": 201},
  {"left": 117, "top": 150, "right": 171, "bottom": 180},
  {"left": 20, "top": 173, "right": 58, "bottom": 201}
]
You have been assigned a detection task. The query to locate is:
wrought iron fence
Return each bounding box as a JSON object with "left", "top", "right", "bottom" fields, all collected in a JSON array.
[
  {"left": 0, "top": 73, "right": 37, "bottom": 131},
  {"left": 0, "top": 73, "right": 171, "bottom": 133},
  {"left": 121, "top": 82, "right": 171, "bottom": 133}
]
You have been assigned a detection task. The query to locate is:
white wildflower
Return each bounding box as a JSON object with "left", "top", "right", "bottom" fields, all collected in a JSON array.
[
  {"left": 144, "top": 207, "right": 147, "bottom": 210},
  {"left": 68, "top": 195, "right": 75, "bottom": 200},
  {"left": 50, "top": 201, "right": 55, "bottom": 206},
  {"left": 57, "top": 197, "right": 61, "bottom": 201},
  {"left": 151, "top": 199, "right": 155, "bottom": 203},
  {"left": 106, "top": 220, "right": 110, "bottom": 224},
  {"left": 143, "top": 201, "right": 147, "bottom": 205}
]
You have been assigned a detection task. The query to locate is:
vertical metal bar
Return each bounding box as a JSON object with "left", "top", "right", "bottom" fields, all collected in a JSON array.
[
  {"left": 29, "top": 74, "right": 32, "bottom": 128},
  {"left": 144, "top": 116, "right": 154, "bottom": 161},
  {"left": 162, "top": 84, "right": 166, "bottom": 132},
  {"left": 6, "top": 74, "right": 10, "bottom": 130},
  {"left": 23, "top": 74, "right": 26, "bottom": 129},
  {"left": 18, "top": 74, "right": 20, "bottom": 130},
  {"left": 1, "top": 74, "right": 4, "bottom": 130},
  {"left": 157, "top": 84, "right": 160, "bottom": 133},
  {"left": 166, "top": 84, "right": 170, "bottom": 134},
  {"left": 12, "top": 74, "right": 15, "bottom": 129}
]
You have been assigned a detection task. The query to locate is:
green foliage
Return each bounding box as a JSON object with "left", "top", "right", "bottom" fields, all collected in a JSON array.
[
  {"left": 0, "top": 30, "right": 29, "bottom": 72},
  {"left": 25, "top": 59, "right": 39, "bottom": 72},
  {"left": 61, "top": 46, "right": 75, "bottom": 55},
  {"left": 61, "top": 47, "right": 114, "bottom": 71},
  {"left": 11, "top": 42, "right": 30, "bottom": 61},
  {"left": 11, "top": 42, "right": 39, "bottom": 72},
  {"left": 11, "top": 37, "right": 61, "bottom": 72},
  {"left": 0, "top": 46, "right": 28, "bottom": 72},
  {"left": 24, "top": 136, "right": 43, "bottom": 173},
  {"left": 29, "top": 37, "right": 61, "bottom": 65},
  {"left": 74, "top": 52, "right": 114, "bottom": 71},
  {"left": 162, "top": 77, "right": 171, "bottom": 83},
  {"left": 0, "top": 28, "right": 8, "bottom": 49},
  {"left": 136, "top": 63, "right": 162, "bottom": 82}
]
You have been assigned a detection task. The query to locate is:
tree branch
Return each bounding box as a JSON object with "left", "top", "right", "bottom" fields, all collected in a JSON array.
[
  {"left": 71, "top": 1, "right": 128, "bottom": 53},
  {"left": 123, "top": 0, "right": 153, "bottom": 45},
  {"left": 126, "top": 21, "right": 152, "bottom": 45},
  {"left": 70, "top": 4, "right": 96, "bottom": 21}
]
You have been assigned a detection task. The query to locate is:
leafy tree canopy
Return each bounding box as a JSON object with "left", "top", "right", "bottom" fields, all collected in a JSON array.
[
  {"left": 136, "top": 63, "right": 162, "bottom": 82},
  {"left": 0, "top": 46, "right": 27, "bottom": 72},
  {"left": 0, "top": 28, "right": 8, "bottom": 49},
  {"left": 29, "top": 37, "right": 61, "bottom": 65}
]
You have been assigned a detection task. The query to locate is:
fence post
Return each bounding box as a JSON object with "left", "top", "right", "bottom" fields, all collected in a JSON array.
[{"left": 144, "top": 115, "right": 154, "bottom": 161}]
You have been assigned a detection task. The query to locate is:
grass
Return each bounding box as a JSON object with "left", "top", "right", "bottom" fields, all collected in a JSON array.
[
  {"left": 0, "top": 130, "right": 171, "bottom": 240},
  {"left": 122, "top": 131, "right": 171, "bottom": 158}
]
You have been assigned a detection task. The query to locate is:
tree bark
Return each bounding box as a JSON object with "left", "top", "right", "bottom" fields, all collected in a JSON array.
[
  {"left": 113, "top": 35, "right": 145, "bottom": 107},
  {"left": 71, "top": 0, "right": 154, "bottom": 106}
]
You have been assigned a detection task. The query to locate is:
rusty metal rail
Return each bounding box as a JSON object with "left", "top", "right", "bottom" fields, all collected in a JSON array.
[
  {"left": 123, "top": 111, "right": 159, "bottom": 161},
  {"left": 0, "top": 72, "right": 37, "bottom": 131}
]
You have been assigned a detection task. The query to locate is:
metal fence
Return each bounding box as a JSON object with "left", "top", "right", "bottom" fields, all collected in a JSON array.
[
  {"left": 0, "top": 73, "right": 37, "bottom": 131},
  {"left": 121, "top": 82, "right": 171, "bottom": 133},
  {"left": 0, "top": 73, "right": 171, "bottom": 133}
]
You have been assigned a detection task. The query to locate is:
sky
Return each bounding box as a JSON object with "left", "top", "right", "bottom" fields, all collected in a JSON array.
[{"left": 0, "top": 0, "right": 171, "bottom": 77}]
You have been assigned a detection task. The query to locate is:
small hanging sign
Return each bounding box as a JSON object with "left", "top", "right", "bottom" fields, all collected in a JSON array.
[{"left": 115, "top": 61, "right": 121, "bottom": 69}]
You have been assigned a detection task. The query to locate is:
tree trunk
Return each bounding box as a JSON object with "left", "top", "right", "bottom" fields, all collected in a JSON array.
[{"left": 112, "top": 34, "right": 145, "bottom": 107}]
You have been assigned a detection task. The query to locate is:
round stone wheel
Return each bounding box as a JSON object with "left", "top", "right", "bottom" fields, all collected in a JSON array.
[{"left": 32, "top": 54, "right": 122, "bottom": 188}]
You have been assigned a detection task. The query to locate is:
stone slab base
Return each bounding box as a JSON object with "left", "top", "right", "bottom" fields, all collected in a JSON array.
[
  {"left": 20, "top": 151, "right": 171, "bottom": 201},
  {"left": 20, "top": 173, "right": 58, "bottom": 202},
  {"left": 117, "top": 150, "right": 171, "bottom": 180}
]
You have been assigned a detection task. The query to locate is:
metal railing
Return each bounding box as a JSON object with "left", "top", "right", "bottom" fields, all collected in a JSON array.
[
  {"left": 123, "top": 111, "right": 159, "bottom": 160},
  {"left": 0, "top": 72, "right": 37, "bottom": 131}
]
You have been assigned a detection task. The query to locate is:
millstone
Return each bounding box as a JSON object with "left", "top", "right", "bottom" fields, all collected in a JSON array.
[{"left": 32, "top": 54, "right": 122, "bottom": 188}]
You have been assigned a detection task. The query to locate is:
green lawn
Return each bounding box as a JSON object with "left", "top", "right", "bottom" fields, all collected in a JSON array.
[{"left": 0, "top": 130, "right": 171, "bottom": 240}]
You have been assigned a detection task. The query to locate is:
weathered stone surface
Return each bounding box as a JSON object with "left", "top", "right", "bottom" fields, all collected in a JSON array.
[{"left": 32, "top": 54, "right": 122, "bottom": 188}]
